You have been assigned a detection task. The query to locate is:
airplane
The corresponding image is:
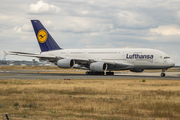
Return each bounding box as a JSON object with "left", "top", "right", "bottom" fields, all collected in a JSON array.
[{"left": 5, "top": 20, "right": 175, "bottom": 77}]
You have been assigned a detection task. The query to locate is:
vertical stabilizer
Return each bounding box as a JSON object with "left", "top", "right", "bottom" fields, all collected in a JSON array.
[{"left": 31, "top": 20, "right": 61, "bottom": 52}]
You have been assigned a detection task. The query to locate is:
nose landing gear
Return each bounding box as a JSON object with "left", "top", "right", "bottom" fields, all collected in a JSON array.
[
  {"left": 161, "top": 73, "right": 165, "bottom": 77},
  {"left": 161, "top": 69, "right": 166, "bottom": 77}
]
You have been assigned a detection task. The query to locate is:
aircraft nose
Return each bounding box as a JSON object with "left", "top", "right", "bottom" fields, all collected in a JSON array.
[{"left": 169, "top": 59, "right": 175, "bottom": 67}]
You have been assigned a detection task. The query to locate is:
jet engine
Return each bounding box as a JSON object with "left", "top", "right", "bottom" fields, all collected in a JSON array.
[
  {"left": 130, "top": 69, "right": 144, "bottom": 72},
  {"left": 90, "top": 62, "right": 107, "bottom": 72},
  {"left": 57, "top": 59, "right": 75, "bottom": 68}
]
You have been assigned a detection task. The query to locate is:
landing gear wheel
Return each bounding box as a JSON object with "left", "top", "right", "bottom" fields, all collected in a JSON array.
[
  {"left": 106, "top": 72, "right": 114, "bottom": 75},
  {"left": 98, "top": 72, "right": 104, "bottom": 75},
  {"left": 161, "top": 73, "right": 165, "bottom": 77},
  {"left": 161, "top": 69, "right": 166, "bottom": 77},
  {"left": 86, "top": 71, "right": 105, "bottom": 75}
]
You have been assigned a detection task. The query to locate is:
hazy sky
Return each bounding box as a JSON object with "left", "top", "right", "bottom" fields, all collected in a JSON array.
[{"left": 0, "top": 0, "right": 180, "bottom": 65}]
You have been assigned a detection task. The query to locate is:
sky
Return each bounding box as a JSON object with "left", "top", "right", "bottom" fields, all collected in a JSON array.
[{"left": 0, "top": 0, "right": 180, "bottom": 65}]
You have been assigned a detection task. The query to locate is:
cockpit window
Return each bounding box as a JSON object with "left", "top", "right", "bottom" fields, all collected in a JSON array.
[{"left": 164, "top": 57, "right": 170, "bottom": 59}]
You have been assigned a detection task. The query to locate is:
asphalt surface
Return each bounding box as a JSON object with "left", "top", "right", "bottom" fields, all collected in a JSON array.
[{"left": 0, "top": 70, "right": 180, "bottom": 80}]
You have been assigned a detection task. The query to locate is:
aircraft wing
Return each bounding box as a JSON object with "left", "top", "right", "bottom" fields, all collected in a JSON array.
[
  {"left": 5, "top": 51, "right": 132, "bottom": 70},
  {"left": 5, "top": 51, "right": 61, "bottom": 62},
  {"left": 5, "top": 51, "right": 91, "bottom": 63}
]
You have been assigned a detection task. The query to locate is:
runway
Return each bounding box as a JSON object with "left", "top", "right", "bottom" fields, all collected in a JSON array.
[{"left": 0, "top": 70, "right": 180, "bottom": 80}]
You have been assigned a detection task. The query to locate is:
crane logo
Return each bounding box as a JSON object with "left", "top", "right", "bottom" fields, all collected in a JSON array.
[{"left": 37, "top": 29, "right": 48, "bottom": 43}]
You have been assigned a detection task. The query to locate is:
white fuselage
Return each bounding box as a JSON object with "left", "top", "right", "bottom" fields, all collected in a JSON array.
[{"left": 41, "top": 48, "right": 175, "bottom": 70}]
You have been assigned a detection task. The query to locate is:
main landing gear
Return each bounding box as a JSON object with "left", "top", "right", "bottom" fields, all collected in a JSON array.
[
  {"left": 161, "top": 69, "right": 166, "bottom": 77},
  {"left": 86, "top": 71, "right": 104, "bottom": 75},
  {"left": 86, "top": 71, "right": 114, "bottom": 75},
  {"left": 106, "top": 72, "right": 114, "bottom": 75}
]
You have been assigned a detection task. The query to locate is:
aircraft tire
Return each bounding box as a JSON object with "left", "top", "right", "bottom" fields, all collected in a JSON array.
[
  {"left": 106, "top": 72, "right": 114, "bottom": 75},
  {"left": 161, "top": 73, "right": 165, "bottom": 77},
  {"left": 86, "top": 71, "right": 104, "bottom": 75}
]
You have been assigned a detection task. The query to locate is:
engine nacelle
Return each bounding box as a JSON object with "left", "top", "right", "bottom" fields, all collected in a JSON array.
[
  {"left": 90, "top": 62, "right": 107, "bottom": 72},
  {"left": 57, "top": 59, "right": 75, "bottom": 68},
  {"left": 130, "top": 69, "right": 144, "bottom": 72}
]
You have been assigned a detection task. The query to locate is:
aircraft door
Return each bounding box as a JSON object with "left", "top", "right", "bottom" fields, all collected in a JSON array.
[
  {"left": 66, "top": 51, "right": 69, "bottom": 57},
  {"left": 83, "top": 50, "right": 88, "bottom": 58},
  {"left": 155, "top": 56, "right": 159, "bottom": 63},
  {"left": 163, "top": 57, "right": 168, "bottom": 64},
  {"left": 122, "top": 51, "right": 126, "bottom": 59}
]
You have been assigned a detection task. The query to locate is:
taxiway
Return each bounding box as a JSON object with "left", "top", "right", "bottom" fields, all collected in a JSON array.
[{"left": 0, "top": 70, "right": 180, "bottom": 80}]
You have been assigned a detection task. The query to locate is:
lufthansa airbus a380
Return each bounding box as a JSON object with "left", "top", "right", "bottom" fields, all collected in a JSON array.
[{"left": 5, "top": 20, "right": 175, "bottom": 77}]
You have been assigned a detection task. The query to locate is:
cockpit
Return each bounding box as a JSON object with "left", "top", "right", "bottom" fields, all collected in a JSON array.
[{"left": 164, "top": 57, "right": 170, "bottom": 59}]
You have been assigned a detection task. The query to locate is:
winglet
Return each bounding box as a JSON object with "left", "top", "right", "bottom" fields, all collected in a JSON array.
[{"left": 31, "top": 20, "right": 61, "bottom": 52}]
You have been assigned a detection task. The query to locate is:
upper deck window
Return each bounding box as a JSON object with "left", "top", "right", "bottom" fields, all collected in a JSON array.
[
  {"left": 70, "top": 52, "right": 82, "bottom": 54},
  {"left": 88, "top": 52, "right": 117, "bottom": 54}
]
